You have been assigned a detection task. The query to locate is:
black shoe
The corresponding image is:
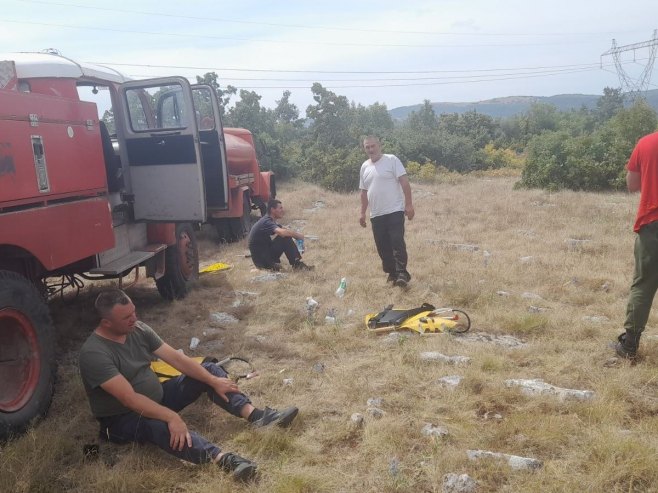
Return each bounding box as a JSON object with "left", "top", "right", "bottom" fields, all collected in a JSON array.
[
  {"left": 270, "top": 263, "right": 282, "bottom": 272},
  {"left": 394, "top": 274, "right": 408, "bottom": 288},
  {"left": 386, "top": 273, "right": 396, "bottom": 284},
  {"left": 217, "top": 452, "right": 258, "bottom": 481},
  {"left": 613, "top": 332, "right": 639, "bottom": 360},
  {"left": 251, "top": 406, "right": 299, "bottom": 428},
  {"left": 292, "top": 261, "right": 314, "bottom": 271}
]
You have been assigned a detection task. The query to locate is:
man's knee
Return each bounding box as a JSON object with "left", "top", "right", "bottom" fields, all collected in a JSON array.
[{"left": 202, "top": 361, "right": 228, "bottom": 378}]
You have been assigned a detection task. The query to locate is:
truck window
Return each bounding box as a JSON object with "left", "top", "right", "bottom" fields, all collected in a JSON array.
[
  {"left": 125, "top": 83, "right": 188, "bottom": 132},
  {"left": 77, "top": 84, "right": 115, "bottom": 135},
  {"left": 192, "top": 87, "right": 215, "bottom": 130}
]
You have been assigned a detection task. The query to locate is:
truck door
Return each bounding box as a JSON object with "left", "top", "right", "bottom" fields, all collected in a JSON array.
[
  {"left": 191, "top": 84, "right": 229, "bottom": 210},
  {"left": 117, "top": 77, "right": 206, "bottom": 222}
]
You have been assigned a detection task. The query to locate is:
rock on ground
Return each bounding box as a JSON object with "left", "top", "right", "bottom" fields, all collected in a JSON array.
[
  {"left": 466, "top": 449, "right": 542, "bottom": 470},
  {"left": 420, "top": 352, "right": 472, "bottom": 365},
  {"left": 209, "top": 312, "right": 239, "bottom": 326},
  {"left": 437, "top": 375, "right": 463, "bottom": 388},
  {"left": 422, "top": 423, "right": 449, "bottom": 438},
  {"left": 251, "top": 272, "right": 287, "bottom": 282},
  {"left": 505, "top": 378, "right": 595, "bottom": 401},
  {"left": 442, "top": 473, "right": 478, "bottom": 493},
  {"left": 454, "top": 331, "right": 527, "bottom": 348}
]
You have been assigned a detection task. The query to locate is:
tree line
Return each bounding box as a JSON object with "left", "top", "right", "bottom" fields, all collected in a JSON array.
[{"left": 114, "top": 73, "right": 658, "bottom": 193}]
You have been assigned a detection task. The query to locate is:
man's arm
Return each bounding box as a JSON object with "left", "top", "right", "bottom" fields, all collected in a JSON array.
[
  {"left": 273, "top": 227, "right": 304, "bottom": 240},
  {"left": 359, "top": 189, "right": 368, "bottom": 228},
  {"left": 100, "top": 374, "right": 192, "bottom": 451},
  {"left": 627, "top": 170, "right": 641, "bottom": 192},
  {"left": 398, "top": 175, "right": 415, "bottom": 220},
  {"left": 153, "top": 343, "right": 240, "bottom": 403}
]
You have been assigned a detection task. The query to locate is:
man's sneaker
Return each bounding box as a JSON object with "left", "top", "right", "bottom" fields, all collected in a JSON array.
[
  {"left": 386, "top": 273, "right": 396, "bottom": 284},
  {"left": 217, "top": 452, "right": 258, "bottom": 481},
  {"left": 270, "top": 262, "right": 282, "bottom": 272},
  {"left": 251, "top": 406, "right": 299, "bottom": 428},
  {"left": 292, "top": 261, "right": 314, "bottom": 271}
]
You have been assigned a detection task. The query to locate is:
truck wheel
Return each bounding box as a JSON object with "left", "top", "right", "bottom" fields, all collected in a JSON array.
[
  {"left": 156, "top": 223, "right": 199, "bottom": 300},
  {"left": 216, "top": 191, "right": 252, "bottom": 243},
  {"left": 269, "top": 175, "right": 276, "bottom": 200},
  {"left": 229, "top": 191, "right": 253, "bottom": 240},
  {"left": 0, "top": 270, "right": 56, "bottom": 441}
]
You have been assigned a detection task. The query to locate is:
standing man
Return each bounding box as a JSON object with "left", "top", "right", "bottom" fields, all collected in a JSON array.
[
  {"left": 359, "top": 136, "right": 415, "bottom": 287},
  {"left": 615, "top": 131, "right": 658, "bottom": 360},
  {"left": 248, "top": 199, "right": 313, "bottom": 271},
  {"left": 79, "top": 289, "right": 299, "bottom": 481}
]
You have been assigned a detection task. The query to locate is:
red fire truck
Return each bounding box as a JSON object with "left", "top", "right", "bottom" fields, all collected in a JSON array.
[{"left": 0, "top": 52, "right": 274, "bottom": 440}]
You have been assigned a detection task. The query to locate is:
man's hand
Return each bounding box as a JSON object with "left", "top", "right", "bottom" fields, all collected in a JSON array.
[
  {"left": 210, "top": 377, "right": 240, "bottom": 402},
  {"left": 405, "top": 204, "right": 415, "bottom": 220},
  {"left": 359, "top": 214, "right": 367, "bottom": 228},
  {"left": 167, "top": 415, "right": 192, "bottom": 451}
]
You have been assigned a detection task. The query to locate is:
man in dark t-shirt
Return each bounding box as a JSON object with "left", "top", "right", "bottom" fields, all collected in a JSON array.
[
  {"left": 79, "top": 289, "right": 299, "bottom": 481},
  {"left": 248, "top": 199, "right": 313, "bottom": 271}
]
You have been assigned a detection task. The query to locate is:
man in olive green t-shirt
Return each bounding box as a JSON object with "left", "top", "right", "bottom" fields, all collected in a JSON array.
[{"left": 79, "top": 289, "right": 298, "bottom": 481}]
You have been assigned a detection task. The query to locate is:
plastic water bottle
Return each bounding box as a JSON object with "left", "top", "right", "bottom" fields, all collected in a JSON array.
[
  {"left": 295, "top": 238, "right": 305, "bottom": 254},
  {"left": 335, "top": 278, "right": 347, "bottom": 298}
]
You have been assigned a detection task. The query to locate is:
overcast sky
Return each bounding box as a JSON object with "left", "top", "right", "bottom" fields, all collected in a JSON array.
[{"left": 1, "top": 0, "right": 657, "bottom": 112}]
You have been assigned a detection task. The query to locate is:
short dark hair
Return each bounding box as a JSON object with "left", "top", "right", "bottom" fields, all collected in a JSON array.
[
  {"left": 267, "top": 199, "right": 282, "bottom": 213},
  {"left": 95, "top": 289, "right": 131, "bottom": 319}
]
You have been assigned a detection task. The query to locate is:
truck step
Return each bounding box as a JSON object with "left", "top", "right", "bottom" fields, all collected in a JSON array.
[{"left": 89, "top": 244, "right": 167, "bottom": 275}]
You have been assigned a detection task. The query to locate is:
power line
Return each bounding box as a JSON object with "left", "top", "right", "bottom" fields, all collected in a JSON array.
[
  {"left": 0, "top": 18, "right": 607, "bottom": 49},
  {"left": 90, "top": 60, "right": 604, "bottom": 75},
  {"left": 126, "top": 65, "right": 605, "bottom": 83},
  {"left": 124, "top": 66, "right": 601, "bottom": 90},
  {"left": 14, "top": 0, "right": 645, "bottom": 38}
]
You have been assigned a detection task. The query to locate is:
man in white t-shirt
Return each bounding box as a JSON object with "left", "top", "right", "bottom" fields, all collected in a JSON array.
[{"left": 359, "top": 136, "right": 415, "bottom": 287}]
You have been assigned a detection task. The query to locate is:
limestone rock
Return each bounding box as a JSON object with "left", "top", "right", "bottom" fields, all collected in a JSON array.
[
  {"left": 467, "top": 449, "right": 542, "bottom": 470},
  {"left": 442, "top": 473, "right": 478, "bottom": 493},
  {"left": 420, "top": 352, "right": 471, "bottom": 365},
  {"left": 505, "top": 378, "right": 594, "bottom": 401}
]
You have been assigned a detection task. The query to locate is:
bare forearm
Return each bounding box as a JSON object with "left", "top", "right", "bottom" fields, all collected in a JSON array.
[
  {"left": 163, "top": 350, "right": 217, "bottom": 386},
  {"left": 360, "top": 190, "right": 368, "bottom": 215},
  {"left": 399, "top": 178, "right": 413, "bottom": 207},
  {"left": 275, "top": 228, "right": 303, "bottom": 240}
]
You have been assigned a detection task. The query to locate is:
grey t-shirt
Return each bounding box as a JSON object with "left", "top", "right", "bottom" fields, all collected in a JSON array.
[{"left": 79, "top": 321, "right": 164, "bottom": 418}]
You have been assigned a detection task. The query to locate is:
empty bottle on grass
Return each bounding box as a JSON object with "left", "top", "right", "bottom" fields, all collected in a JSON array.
[{"left": 335, "top": 278, "right": 347, "bottom": 298}]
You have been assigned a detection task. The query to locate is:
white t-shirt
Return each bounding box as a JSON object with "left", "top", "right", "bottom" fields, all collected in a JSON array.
[{"left": 359, "top": 154, "right": 407, "bottom": 218}]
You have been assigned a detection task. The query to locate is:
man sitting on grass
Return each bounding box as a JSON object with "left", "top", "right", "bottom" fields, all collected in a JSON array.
[
  {"left": 248, "top": 199, "right": 313, "bottom": 271},
  {"left": 79, "top": 289, "right": 299, "bottom": 481}
]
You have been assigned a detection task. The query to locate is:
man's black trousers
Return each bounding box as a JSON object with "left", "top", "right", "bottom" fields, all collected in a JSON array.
[{"left": 370, "top": 211, "right": 409, "bottom": 279}]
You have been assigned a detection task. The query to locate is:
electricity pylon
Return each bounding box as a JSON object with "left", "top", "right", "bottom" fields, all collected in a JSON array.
[{"left": 601, "top": 29, "right": 658, "bottom": 101}]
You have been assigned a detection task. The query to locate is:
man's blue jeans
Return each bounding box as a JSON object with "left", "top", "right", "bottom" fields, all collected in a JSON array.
[{"left": 98, "top": 362, "right": 251, "bottom": 464}]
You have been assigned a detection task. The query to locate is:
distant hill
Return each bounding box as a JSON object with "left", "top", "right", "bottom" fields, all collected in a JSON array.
[{"left": 389, "top": 89, "right": 658, "bottom": 120}]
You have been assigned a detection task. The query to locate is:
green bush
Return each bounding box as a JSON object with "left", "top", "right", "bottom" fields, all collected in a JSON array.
[{"left": 519, "top": 102, "right": 657, "bottom": 191}]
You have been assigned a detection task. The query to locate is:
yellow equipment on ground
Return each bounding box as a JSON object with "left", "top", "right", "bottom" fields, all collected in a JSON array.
[
  {"left": 365, "top": 303, "right": 471, "bottom": 335},
  {"left": 150, "top": 357, "right": 207, "bottom": 382},
  {"left": 199, "top": 262, "right": 232, "bottom": 275}
]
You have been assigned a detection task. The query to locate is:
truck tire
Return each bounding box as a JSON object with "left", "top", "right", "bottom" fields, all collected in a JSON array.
[
  {"left": 269, "top": 175, "right": 276, "bottom": 200},
  {"left": 216, "top": 191, "right": 252, "bottom": 243},
  {"left": 229, "top": 191, "right": 253, "bottom": 240},
  {"left": 0, "top": 270, "right": 56, "bottom": 441},
  {"left": 156, "top": 223, "right": 199, "bottom": 300}
]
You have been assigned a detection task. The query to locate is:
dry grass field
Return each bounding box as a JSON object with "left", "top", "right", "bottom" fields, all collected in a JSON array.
[{"left": 2, "top": 176, "right": 658, "bottom": 493}]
